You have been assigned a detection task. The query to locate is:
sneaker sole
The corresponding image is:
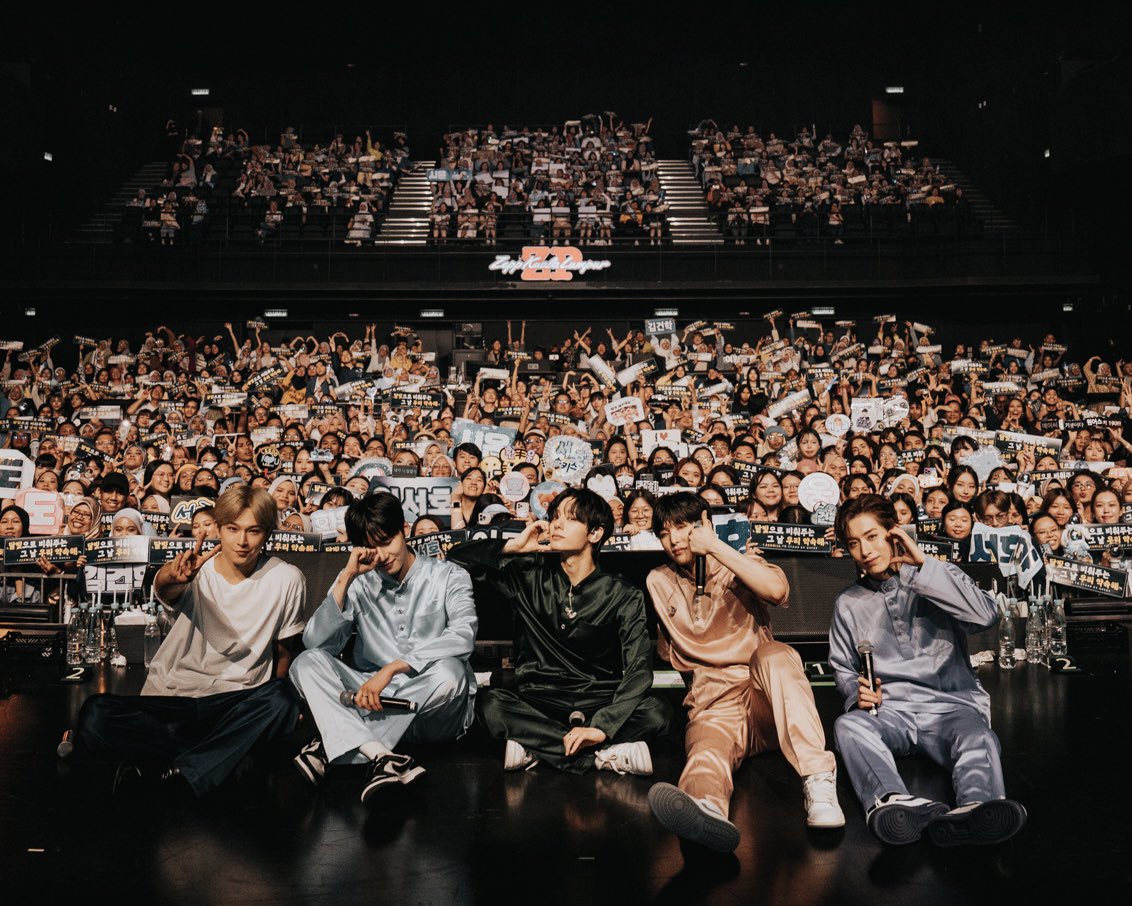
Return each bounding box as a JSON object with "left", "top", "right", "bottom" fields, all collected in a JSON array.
[
  {"left": 868, "top": 801, "right": 949, "bottom": 845},
  {"left": 360, "top": 774, "right": 402, "bottom": 804},
  {"left": 928, "top": 800, "right": 1027, "bottom": 847},
  {"left": 648, "top": 782, "right": 740, "bottom": 852},
  {"left": 806, "top": 810, "right": 846, "bottom": 829}
]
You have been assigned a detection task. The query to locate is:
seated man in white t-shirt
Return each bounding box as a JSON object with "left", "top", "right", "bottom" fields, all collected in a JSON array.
[{"left": 75, "top": 485, "right": 307, "bottom": 797}]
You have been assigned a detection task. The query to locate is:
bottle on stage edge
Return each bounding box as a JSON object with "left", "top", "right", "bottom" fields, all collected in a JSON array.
[
  {"left": 84, "top": 603, "right": 102, "bottom": 665},
  {"left": 66, "top": 605, "right": 87, "bottom": 667},
  {"left": 998, "top": 598, "right": 1016, "bottom": 670},
  {"left": 144, "top": 606, "right": 161, "bottom": 668}
]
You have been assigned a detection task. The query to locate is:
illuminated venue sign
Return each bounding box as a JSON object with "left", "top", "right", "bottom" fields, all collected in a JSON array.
[{"left": 488, "top": 246, "right": 612, "bottom": 281}]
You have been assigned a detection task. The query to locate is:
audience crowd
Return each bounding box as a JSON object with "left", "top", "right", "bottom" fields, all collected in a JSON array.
[
  {"left": 429, "top": 113, "right": 665, "bottom": 245},
  {"left": 690, "top": 121, "right": 976, "bottom": 244},
  {"left": 1, "top": 313, "right": 1130, "bottom": 602},
  {"left": 122, "top": 122, "right": 410, "bottom": 245}
]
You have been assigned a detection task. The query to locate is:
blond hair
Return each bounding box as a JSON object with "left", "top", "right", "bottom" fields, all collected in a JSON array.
[{"left": 213, "top": 485, "right": 277, "bottom": 535}]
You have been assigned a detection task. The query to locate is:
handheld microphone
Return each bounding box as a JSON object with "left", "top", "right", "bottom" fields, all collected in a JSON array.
[
  {"left": 857, "top": 641, "right": 877, "bottom": 716},
  {"left": 339, "top": 689, "right": 418, "bottom": 712},
  {"left": 568, "top": 710, "right": 586, "bottom": 728},
  {"left": 57, "top": 730, "right": 74, "bottom": 759},
  {"left": 695, "top": 554, "right": 707, "bottom": 598}
]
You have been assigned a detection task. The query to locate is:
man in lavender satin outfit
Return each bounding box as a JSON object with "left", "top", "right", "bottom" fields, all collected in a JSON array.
[{"left": 829, "top": 494, "right": 1027, "bottom": 847}]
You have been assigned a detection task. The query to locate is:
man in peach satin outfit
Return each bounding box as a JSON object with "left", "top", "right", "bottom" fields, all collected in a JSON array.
[{"left": 644, "top": 492, "right": 844, "bottom": 852}]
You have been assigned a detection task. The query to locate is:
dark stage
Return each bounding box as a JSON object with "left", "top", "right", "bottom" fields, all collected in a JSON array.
[{"left": 1, "top": 635, "right": 1130, "bottom": 905}]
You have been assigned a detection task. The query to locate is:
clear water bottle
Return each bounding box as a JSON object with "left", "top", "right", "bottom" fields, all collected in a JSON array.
[
  {"left": 998, "top": 599, "right": 1016, "bottom": 669},
  {"left": 67, "top": 604, "right": 87, "bottom": 666},
  {"left": 1049, "top": 598, "right": 1068, "bottom": 657},
  {"left": 1025, "top": 598, "right": 1045, "bottom": 665},
  {"left": 144, "top": 607, "right": 162, "bottom": 667},
  {"left": 106, "top": 604, "right": 120, "bottom": 662},
  {"left": 84, "top": 603, "right": 102, "bottom": 664}
]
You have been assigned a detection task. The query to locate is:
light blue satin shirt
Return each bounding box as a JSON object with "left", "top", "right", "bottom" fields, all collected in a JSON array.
[
  {"left": 303, "top": 553, "right": 478, "bottom": 676},
  {"left": 829, "top": 557, "right": 999, "bottom": 723}
]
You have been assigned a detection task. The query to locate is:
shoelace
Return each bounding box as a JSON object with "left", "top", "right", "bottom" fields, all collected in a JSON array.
[{"left": 806, "top": 774, "right": 836, "bottom": 804}]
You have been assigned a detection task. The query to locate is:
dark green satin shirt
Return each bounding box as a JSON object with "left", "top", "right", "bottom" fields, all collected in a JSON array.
[{"left": 448, "top": 539, "right": 653, "bottom": 738}]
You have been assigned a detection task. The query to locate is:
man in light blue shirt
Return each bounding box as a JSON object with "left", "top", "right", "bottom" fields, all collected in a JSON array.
[
  {"left": 289, "top": 494, "right": 478, "bottom": 804},
  {"left": 829, "top": 494, "right": 1027, "bottom": 847}
]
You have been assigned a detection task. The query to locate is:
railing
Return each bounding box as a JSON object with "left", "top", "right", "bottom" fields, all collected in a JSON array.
[
  {"left": 10, "top": 233, "right": 1095, "bottom": 289},
  {"left": 0, "top": 572, "right": 77, "bottom": 625}
]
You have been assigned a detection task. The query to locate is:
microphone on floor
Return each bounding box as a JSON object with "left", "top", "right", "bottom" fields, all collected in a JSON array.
[
  {"left": 57, "top": 730, "right": 74, "bottom": 759},
  {"left": 857, "top": 640, "right": 878, "bottom": 716},
  {"left": 339, "top": 689, "right": 418, "bottom": 712}
]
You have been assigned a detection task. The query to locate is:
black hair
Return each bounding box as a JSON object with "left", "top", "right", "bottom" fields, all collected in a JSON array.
[
  {"left": 453, "top": 442, "right": 482, "bottom": 461},
  {"left": 321, "top": 487, "right": 354, "bottom": 508},
  {"left": 345, "top": 492, "right": 406, "bottom": 545},
  {"left": 546, "top": 487, "right": 614, "bottom": 549},
  {"left": 651, "top": 491, "right": 708, "bottom": 535}
]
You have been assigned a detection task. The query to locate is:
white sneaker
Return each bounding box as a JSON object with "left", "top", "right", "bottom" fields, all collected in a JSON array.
[
  {"left": 803, "top": 769, "right": 845, "bottom": 828},
  {"left": 648, "top": 782, "right": 740, "bottom": 852},
  {"left": 593, "top": 741, "right": 652, "bottom": 776},
  {"left": 503, "top": 739, "right": 539, "bottom": 772},
  {"left": 866, "top": 793, "right": 949, "bottom": 845}
]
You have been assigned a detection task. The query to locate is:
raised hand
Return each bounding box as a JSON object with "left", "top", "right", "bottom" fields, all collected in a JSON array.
[
  {"left": 504, "top": 520, "right": 550, "bottom": 554},
  {"left": 688, "top": 511, "right": 719, "bottom": 557},
  {"left": 887, "top": 527, "right": 926, "bottom": 570},
  {"left": 168, "top": 536, "right": 221, "bottom": 585}
]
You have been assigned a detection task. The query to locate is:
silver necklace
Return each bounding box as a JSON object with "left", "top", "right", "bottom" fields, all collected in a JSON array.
[{"left": 564, "top": 586, "right": 577, "bottom": 620}]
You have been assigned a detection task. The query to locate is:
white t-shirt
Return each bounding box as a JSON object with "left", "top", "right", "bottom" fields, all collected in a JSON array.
[{"left": 144, "top": 556, "right": 306, "bottom": 697}]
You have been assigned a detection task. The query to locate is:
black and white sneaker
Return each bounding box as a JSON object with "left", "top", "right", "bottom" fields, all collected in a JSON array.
[
  {"left": 927, "top": 799, "right": 1027, "bottom": 847},
  {"left": 866, "top": 793, "right": 949, "bottom": 845},
  {"left": 359, "top": 754, "right": 426, "bottom": 804},
  {"left": 648, "top": 782, "right": 741, "bottom": 852},
  {"left": 293, "top": 737, "right": 328, "bottom": 786}
]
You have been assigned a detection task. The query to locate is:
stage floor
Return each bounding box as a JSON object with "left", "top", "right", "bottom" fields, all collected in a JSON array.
[{"left": 1, "top": 635, "right": 1130, "bottom": 905}]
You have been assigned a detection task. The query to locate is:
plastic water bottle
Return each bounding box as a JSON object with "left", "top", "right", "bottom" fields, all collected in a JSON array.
[
  {"left": 1049, "top": 598, "right": 1068, "bottom": 657},
  {"left": 144, "top": 607, "right": 162, "bottom": 667},
  {"left": 67, "top": 604, "right": 87, "bottom": 666},
  {"left": 106, "top": 604, "right": 120, "bottom": 662},
  {"left": 998, "top": 599, "right": 1016, "bottom": 669},
  {"left": 84, "top": 603, "right": 102, "bottom": 664},
  {"left": 1025, "top": 598, "right": 1045, "bottom": 665}
]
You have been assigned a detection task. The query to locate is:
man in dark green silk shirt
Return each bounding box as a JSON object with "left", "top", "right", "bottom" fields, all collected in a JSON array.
[{"left": 449, "top": 488, "right": 670, "bottom": 774}]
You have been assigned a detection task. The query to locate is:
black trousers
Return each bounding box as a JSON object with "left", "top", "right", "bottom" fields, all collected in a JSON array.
[
  {"left": 477, "top": 687, "right": 672, "bottom": 774},
  {"left": 75, "top": 679, "right": 299, "bottom": 796}
]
